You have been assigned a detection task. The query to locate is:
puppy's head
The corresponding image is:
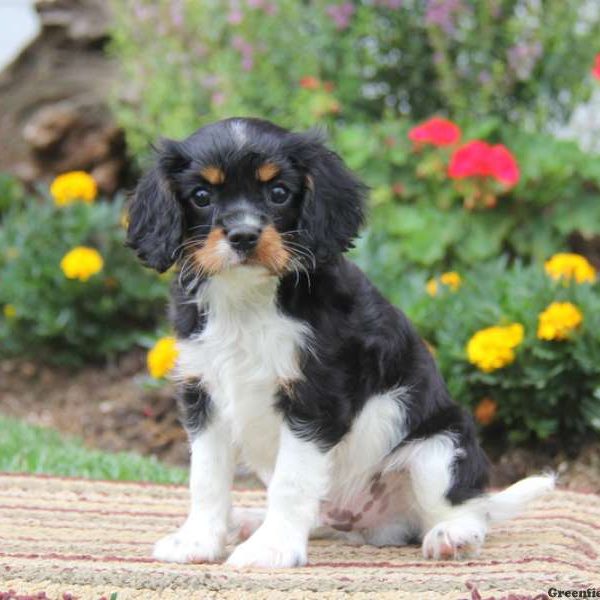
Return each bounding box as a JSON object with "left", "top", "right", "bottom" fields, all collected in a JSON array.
[{"left": 126, "top": 118, "right": 366, "bottom": 278}]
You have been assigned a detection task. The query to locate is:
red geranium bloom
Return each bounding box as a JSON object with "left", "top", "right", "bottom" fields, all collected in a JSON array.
[
  {"left": 488, "top": 144, "right": 520, "bottom": 186},
  {"left": 448, "top": 140, "right": 491, "bottom": 178},
  {"left": 448, "top": 140, "right": 520, "bottom": 187},
  {"left": 593, "top": 53, "right": 600, "bottom": 80},
  {"left": 408, "top": 117, "right": 461, "bottom": 147},
  {"left": 299, "top": 76, "right": 320, "bottom": 90}
]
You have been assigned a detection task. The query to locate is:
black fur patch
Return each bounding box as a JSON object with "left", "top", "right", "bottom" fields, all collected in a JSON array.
[{"left": 177, "top": 378, "right": 212, "bottom": 435}]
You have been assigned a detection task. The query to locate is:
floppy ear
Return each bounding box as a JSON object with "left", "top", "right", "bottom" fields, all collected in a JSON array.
[
  {"left": 295, "top": 133, "right": 367, "bottom": 263},
  {"left": 126, "top": 141, "right": 187, "bottom": 273}
]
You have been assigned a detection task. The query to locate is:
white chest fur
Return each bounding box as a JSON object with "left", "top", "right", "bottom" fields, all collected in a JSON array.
[{"left": 176, "top": 267, "right": 310, "bottom": 482}]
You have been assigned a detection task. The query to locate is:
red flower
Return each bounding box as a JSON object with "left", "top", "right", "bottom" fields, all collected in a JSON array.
[
  {"left": 299, "top": 76, "right": 320, "bottom": 90},
  {"left": 488, "top": 144, "right": 520, "bottom": 186},
  {"left": 408, "top": 117, "right": 461, "bottom": 147},
  {"left": 593, "top": 53, "right": 600, "bottom": 80},
  {"left": 448, "top": 140, "right": 520, "bottom": 187}
]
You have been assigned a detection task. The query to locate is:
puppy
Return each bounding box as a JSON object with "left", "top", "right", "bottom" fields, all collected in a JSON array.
[{"left": 127, "top": 117, "right": 554, "bottom": 568}]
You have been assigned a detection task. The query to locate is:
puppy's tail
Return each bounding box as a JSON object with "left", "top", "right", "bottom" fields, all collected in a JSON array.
[{"left": 468, "top": 473, "right": 556, "bottom": 524}]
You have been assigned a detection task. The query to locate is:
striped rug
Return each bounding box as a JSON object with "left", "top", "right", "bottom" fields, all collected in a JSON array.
[{"left": 0, "top": 473, "right": 598, "bottom": 599}]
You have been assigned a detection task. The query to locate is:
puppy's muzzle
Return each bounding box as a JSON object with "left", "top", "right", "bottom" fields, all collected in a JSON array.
[{"left": 226, "top": 224, "right": 262, "bottom": 254}]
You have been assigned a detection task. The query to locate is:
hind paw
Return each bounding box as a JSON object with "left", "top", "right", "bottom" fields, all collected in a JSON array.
[{"left": 422, "top": 517, "right": 486, "bottom": 560}]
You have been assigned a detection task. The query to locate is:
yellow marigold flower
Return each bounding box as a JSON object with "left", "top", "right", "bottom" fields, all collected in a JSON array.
[
  {"left": 440, "top": 271, "right": 462, "bottom": 291},
  {"left": 3, "top": 304, "right": 16, "bottom": 319},
  {"left": 60, "top": 246, "right": 104, "bottom": 282},
  {"left": 474, "top": 397, "right": 497, "bottom": 426},
  {"left": 147, "top": 336, "right": 179, "bottom": 379},
  {"left": 426, "top": 271, "right": 462, "bottom": 296},
  {"left": 426, "top": 278, "right": 438, "bottom": 297},
  {"left": 537, "top": 302, "right": 583, "bottom": 341},
  {"left": 544, "top": 253, "right": 596, "bottom": 284},
  {"left": 50, "top": 171, "right": 98, "bottom": 206},
  {"left": 466, "top": 323, "right": 524, "bottom": 373}
]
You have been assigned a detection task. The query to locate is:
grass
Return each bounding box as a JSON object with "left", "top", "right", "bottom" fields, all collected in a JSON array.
[{"left": 0, "top": 414, "right": 187, "bottom": 484}]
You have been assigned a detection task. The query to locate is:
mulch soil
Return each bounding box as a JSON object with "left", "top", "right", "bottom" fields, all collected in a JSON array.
[{"left": 1, "top": 353, "right": 599, "bottom": 492}]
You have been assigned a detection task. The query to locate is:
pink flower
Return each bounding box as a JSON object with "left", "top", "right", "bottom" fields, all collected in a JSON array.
[
  {"left": 211, "top": 92, "right": 226, "bottom": 106},
  {"left": 326, "top": 3, "right": 355, "bottom": 30},
  {"left": 227, "top": 9, "right": 243, "bottom": 24},
  {"left": 448, "top": 140, "right": 520, "bottom": 187},
  {"left": 408, "top": 117, "right": 461, "bottom": 147},
  {"left": 593, "top": 53, "right": 600, "bottom": 80}
]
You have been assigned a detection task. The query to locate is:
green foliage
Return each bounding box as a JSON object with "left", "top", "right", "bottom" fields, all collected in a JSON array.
[
  {"left": 402, "top": 260, "right": 600, "bottom": 443},
  {"left": 350, "top": 122, "right": 600, "bottom": 300},
  {"left": 0, "top": 194, "right": 169, "bottom": 365},
  {"left": 0, "top": 415, "right": 186, "bottom": 483},
  {"left": 0, "top": 173, "right": 27, "bottom": 217},
  {"left": 110, "top": 0, "right": 600, "bottom": 158}
]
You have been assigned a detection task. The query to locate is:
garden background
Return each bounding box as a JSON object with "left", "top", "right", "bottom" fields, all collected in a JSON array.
[{"left": 1, "top": 0, "right": 600, "bottom": 491}]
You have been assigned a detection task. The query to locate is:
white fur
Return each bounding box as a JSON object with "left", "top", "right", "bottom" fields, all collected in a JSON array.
[
  {"left": 229, "top": 119, "right": 248, "bottom": 148},
  {"left": 466, "top": 473, "right": 556, "bottom": 523},
  {"left": 153, "top": 415, "right": 233, "bottom": 562},
  {"left": 328, "top": 388, "right": 409, "bottom": 505},
  {"left": 227, "top": 424, "right": 331, "bottom": 567},
  {"left": 177, "top": 266, "right": 311, "bottom": 483}
]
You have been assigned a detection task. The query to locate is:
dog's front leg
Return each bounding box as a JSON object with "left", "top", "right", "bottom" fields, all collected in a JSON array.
[
  {"left": 227, "top": 423, "right": 330, "bottom": 568},
  {"left": 154, "top": 393, "right": 233, "bottom": 563}
]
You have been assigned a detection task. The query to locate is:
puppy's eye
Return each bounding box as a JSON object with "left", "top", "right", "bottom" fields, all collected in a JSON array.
[
  {"left": 191, "top": 187, "right": 211, "bottom": 208},
  {"left": 269, "top": 185, "right": 290, "bottom": 205}
]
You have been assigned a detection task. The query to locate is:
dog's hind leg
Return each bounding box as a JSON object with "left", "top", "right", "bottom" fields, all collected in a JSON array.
[
  {"left": 397, "top": 432, "right": 554, "bottom": 560},
  {"left": 392, "top": 432, "right": 489, "bottom": 559}
]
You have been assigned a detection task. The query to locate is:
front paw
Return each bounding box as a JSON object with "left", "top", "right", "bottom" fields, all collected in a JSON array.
[
  {"left": 153, "top": 523, "right": 226, "bottom": 564},
  {"left": 226, "top": 526, "right": 307, "bottom": 568}
]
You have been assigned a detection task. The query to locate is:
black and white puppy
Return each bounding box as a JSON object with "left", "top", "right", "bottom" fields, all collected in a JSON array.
[{"left": 127, "top": 117, "right": 554, "bottom": 568}]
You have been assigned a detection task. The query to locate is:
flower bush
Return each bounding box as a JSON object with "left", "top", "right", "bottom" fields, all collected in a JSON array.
[
  {"left": 0, "top": 174, "right": 169, "bottom": 365},
  {"left": 350, "top": 119, "right": 600, "bottom": 302},
  {"left": 404, "top": 259, "right": 600, "bottom": 442}
]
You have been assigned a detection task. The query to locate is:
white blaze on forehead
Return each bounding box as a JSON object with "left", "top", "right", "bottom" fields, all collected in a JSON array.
[
  {"left": 241, "top": 214, "right": 261, "bottom": 228},
  {"left": 229, "top": 120, "right": 248, "bottom": 147}
]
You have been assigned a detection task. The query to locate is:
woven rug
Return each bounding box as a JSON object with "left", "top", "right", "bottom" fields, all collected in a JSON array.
[{"left": 0, "top": 473, "right": 598, "bottom": 600}]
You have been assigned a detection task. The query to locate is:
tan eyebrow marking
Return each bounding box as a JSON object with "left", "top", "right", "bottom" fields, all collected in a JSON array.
[
  {"left": 257, "top": 162, "right": 280, "bottom": 182},
  {"left": 200, "top": 166, "right": 225, "bottom": 185}
]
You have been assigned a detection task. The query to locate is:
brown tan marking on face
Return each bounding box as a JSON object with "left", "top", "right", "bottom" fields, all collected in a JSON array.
[
  {"left": 252, "top": 225, "right": 290, "bottom": 274},
  {"left": 192, "top": 228, "right": 228, "bottom": 275},
  {"left": 200, "top": 166, "right": 225, "bottom": 185},
  {"left": 257, "top": 162, "right": 280, "bottom": 182}
]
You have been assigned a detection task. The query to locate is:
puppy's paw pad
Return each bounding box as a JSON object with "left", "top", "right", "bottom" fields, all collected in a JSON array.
[
  {"left": 226, "top": 535, "right": 306, "bottom": 569},
  {"left": 422, "top": 519, "right": 485, "bottom": 561},
  {"left": 153, "top": 528, "right": 225, "bottom": 564}
]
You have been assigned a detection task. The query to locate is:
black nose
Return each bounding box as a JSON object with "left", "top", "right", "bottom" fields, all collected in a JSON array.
[{"left": 227, "top": 225, "right": 261, "bottom": 252}]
